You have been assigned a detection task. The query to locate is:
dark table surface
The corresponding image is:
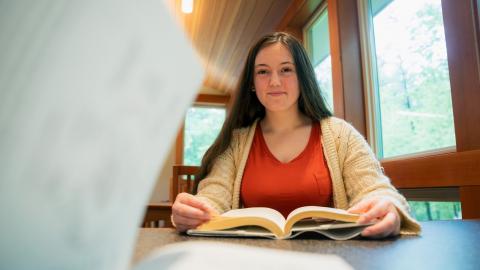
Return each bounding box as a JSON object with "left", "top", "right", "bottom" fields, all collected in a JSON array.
[{"left": 132, "top": 220, "right": 480, "bottom": 270}]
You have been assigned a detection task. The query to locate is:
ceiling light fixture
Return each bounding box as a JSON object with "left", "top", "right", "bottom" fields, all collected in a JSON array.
[{"left": 181, "top": 0, "right": 193, "bottom": 14}]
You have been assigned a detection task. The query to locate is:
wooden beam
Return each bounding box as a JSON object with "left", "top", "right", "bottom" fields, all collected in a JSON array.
[
  {"left": 328, "top": 0, "right": 366, "bottom": 136},
  {"left": 328, "top": 0, "right": 345, "bottom": 120},
  {"left": 382, "top": 149, "right": 480, "bottom": 188},
  {"left": 196, "top": 94, "right": 230, "bottom": 104}
]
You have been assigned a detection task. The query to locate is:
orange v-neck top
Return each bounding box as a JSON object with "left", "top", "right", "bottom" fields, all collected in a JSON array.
[{"left": 240, "top": 122, "right": 333, "bottom": 218}]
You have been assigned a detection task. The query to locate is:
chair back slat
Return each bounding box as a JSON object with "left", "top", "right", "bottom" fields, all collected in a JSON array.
[{"left": 170, "top": 165, "right": 199, "bottom": 201}]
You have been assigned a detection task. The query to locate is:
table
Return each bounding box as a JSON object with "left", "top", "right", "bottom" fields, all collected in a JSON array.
[
  {"left": 132, "top": 220, "right": 480, "bottom": 270},
  {"left": 142, "top": 203, "right": 172, "bottom": 227}
]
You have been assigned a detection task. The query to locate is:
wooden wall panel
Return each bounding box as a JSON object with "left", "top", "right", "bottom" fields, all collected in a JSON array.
[
  {"left": 337, "top": 0, "right": 365, "bottom": 136},
  {"left": 442, "top": 0, "right": 480, "bottom": 151},
  {"left": 459, "top": 186, "right": 480, "bottom": 219},
  {"left": 383, "top": 150, "right": 480, "bottom": 188},
  {"left": 328, "top": 0, "right": 345, "bottom": 120},
  {"left": 328, "top": 0, "right": 366, "bottom": 136},
  {"left": 276, "top": 0, "right": 324, "bottom": 41}
]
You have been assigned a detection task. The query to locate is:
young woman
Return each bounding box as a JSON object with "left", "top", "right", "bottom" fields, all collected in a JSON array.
[{"left": 171, "top": 32, "right": 421, "bottom": 238}]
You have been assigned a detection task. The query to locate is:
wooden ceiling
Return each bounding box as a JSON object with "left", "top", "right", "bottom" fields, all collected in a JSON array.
[{"left": 167, "top": 0, "right": 294, "bottom": 95}]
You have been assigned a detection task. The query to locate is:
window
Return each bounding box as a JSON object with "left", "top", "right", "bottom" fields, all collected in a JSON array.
[
  {"left": 409, "top": 201, "right": 461, "bottom": 221},
  {"left": 400, "top": 188, "right": 462, "bottom": 221},
  {"left": 304, "top": 4, "right": 334, "bottom": 111},
  {"left": 358, "top": 0, "right": 462, "bottom": 220},
  {"left": 369, "top": 0, "right": 456, "bottom": 158},
  {"left": 183, "top": 106, "right": 226, "bottom": 166}
]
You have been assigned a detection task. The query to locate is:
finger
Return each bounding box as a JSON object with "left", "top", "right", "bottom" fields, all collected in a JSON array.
[
  {"left": 204, "top": 205, "right": 219, "bottom": 216},
  {"left": 362, "top": 211, "right": 398, "bottom": 238},
  {"left": 179, "top": 194, "right": 217, "bottom": 216},
  {"left": 348, "top": 198, "right": 374, "bottom": 214},
  {"left": 174, "top": 193, "right": 212, "bottom": 218},
  {"left": 173, "top": 214, "right": 207, "bottom": 228},
  {"left": 359, "top": 199, "right": 390, "bottom": 223},
  {"left": 174, "top": 210, "right": 211, "bottom": 224},
  {"left": 172, "top": 202, "right": 211, "bottom": 220},
  {"left": 173, "top": 213, "right": 211, "bottom": 233}
]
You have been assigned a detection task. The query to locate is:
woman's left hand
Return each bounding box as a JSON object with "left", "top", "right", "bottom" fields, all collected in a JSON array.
[{"left": 348, "top": 197, "right": 401, "bottom": 238}]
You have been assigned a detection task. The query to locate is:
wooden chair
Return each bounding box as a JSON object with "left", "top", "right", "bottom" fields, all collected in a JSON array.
[
  {"left": 142, "top": 165, "right": 199, "bottom": 228},
  {"left": 142, "top": 202, "right": 174, "bottom": 228},
  {"left": 170, "top": 165, "right": 200, "bottom": 201}
]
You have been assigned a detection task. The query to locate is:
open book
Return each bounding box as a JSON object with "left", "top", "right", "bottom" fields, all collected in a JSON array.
[{"left": 187, "top": 206, "right": 370, "bottom": 240}]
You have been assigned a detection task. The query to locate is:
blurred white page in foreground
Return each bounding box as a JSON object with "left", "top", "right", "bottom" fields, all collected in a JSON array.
[
  {"left": 0, "top": 1, "right": 202, "bottom": 269},
  {"left": 134, "top": 241, "right": 353, "bottom": 270}
]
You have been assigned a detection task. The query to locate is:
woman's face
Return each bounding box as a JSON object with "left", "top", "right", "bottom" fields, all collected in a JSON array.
[{"left": 253, "top": 43, "right": 300, "bottom": 113}]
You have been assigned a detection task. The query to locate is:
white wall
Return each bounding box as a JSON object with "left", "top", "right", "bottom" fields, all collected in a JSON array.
[{"left": 148, "top": 144, "right": 175, "bottom": 203}]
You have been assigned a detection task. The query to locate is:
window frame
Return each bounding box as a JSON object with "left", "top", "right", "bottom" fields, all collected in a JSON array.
[
  {"left": 303, "top": 2, "right": 335, "bottom": 113},
  {"left": 303, "top": 2, "right": 328, "bottom": 63},
  {"left": 175, "top": 94, "right": 230, "bottom": 165},
  {"left": 356, "top": 0, "right": 480, "bottom": 218},
  {"left": 359, "top": 0, "right": 457, "bottom": 159},
  {"left": 357, "top": 0, "right": 383, "bottom": 156}
]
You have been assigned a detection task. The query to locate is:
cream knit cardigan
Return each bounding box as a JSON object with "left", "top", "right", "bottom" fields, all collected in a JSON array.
[{"left": 196, "top": 117, "right": 421, "bottom": 235}]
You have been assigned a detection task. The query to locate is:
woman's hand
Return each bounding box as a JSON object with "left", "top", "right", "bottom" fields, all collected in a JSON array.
[
  {"left": 171, "top": 192, "right": 218, "bottom": 232},
  {"left": 348, "top": 197, "right": 401, "bottom": 238}
]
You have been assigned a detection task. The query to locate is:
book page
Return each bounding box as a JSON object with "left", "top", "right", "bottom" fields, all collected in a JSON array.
[
  {"left": 134, "top": 241, "right": 353, "bottom": 270},
  {"left": 0, "top": 1, "right": 202, "bottom": 270},
  {"left": 288, "top": 226, "right": 366, "bottom": 241},
  {"left": 222, "top": 207, "right": 287, "bottom": 230},
  {"left": 188, "top": 226, "right": 277, "bottom": 239},
  {"left": 286, "top": 206, "right": 354, "bottom": 221},
  {"left": 291, "top": 220, "right": 367, "bottom": 231}
]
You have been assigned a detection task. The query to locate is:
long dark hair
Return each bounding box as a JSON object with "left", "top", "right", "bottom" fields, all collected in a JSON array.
[{"left": 194, "top": 32, "right": 332, "bottom": 193}]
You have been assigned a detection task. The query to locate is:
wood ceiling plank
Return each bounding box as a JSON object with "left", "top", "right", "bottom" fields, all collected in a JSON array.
[
  {"left": 214, "top": 0, "right": 272, "bottom": 92},
  {"left": 204, "top": 0, "right": 244, "bottom": 89},
  {"left": 223, "top": 0, "right": 292, "bottom": 92},
  {"left": 168, "top": 0, "right": 294, "bottom": 94}
]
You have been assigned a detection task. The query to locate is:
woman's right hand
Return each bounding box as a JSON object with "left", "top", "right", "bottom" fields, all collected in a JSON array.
[{"left": 171, "top": 192, "right": 217, "bottom": 232}]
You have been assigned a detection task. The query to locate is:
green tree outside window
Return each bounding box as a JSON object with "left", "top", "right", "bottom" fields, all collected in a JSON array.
[{"left": 183, "top": 106, "right": 226, "bottom": 166}]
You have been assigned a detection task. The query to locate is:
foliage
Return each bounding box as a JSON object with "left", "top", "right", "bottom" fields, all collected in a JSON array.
[
  {"left": 373, "top": 0, "right": 458, "bottom": 221},
  {"left": 315, "top": 55, "right": 334, "bottom": 112},
  {"left": 409, "top": 201, "right": 462, "bottom": 221},
  {"left": 183, "top": 107, "right": 225, "bottom": 166},
  {"left": 373, "top": 0, "right": 455, "bottom": 158}
]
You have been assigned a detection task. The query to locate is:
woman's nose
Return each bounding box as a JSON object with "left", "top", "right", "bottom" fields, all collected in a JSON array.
[{"left": 269, "top": 71, "right": 281, "bottom": 86}]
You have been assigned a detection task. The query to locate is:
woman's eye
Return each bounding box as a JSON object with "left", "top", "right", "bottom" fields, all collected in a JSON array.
[
  {"left": 281, "top": 67, "right": 293, "bottom": 73},
  {"left": 256, "top": 70, "right": 268, "bottom": 75}
]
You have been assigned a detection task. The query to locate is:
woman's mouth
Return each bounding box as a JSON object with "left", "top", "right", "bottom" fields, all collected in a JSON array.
[{"left": 267, "top": 91, "right": 285, "bottom": 96}]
